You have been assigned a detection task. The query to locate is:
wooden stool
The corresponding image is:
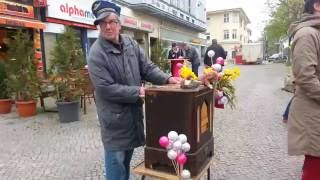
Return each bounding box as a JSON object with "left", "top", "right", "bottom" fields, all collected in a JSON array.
[{"left": 133, "top": 158, "right": 213, "bottom": 180}]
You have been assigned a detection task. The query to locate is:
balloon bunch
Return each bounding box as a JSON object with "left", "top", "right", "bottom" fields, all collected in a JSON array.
[
  {"left": 211, "top": 57, "right": 224, "bottom": 73},
  {"left": 159, "top": 131, "right": 191, "bottom": 179}
]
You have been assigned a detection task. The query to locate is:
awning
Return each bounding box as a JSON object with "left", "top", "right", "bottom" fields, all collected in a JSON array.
[{"left": 0, "top": 15, "right": 45, "bottom": 29}]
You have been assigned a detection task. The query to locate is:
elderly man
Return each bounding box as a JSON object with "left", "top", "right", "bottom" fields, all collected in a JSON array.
[{"left": 88, "top": 1, "right": 180, "bottom": 180}]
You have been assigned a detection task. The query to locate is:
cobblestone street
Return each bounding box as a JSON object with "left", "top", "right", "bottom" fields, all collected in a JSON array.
[{"left": 0, "top": 63, "right": 303, "bottom": 180}]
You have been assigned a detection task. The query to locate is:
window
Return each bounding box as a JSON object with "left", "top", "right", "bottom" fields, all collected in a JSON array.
[
  {"left": 224, "top": 30, "right": 229, "bottom": 40},
  {"left": 239, "top": 17, "right": 242, "bottom": 27},
  {"left": 206, "top": 32, "right": 210, "bottom": 40},
  {"left": 224, "top": 13, "right": 229, "bottom": 23},
  {"left": 232, "top": 13, "right": 238, "bottom": 23},
  {"left": 172, "top": 9, "right": 177, "bottom": 16},
  {"left": 232, "top": 29, "right": 237, "bottom": 39},
  {"left": 207, "top": 17, "right": 210, "bottom": 20},
  {"left": 180, "top": 13, "right": 184, "bottom": 18},
  {"left": 240, "top": 35, "right": 242, "bottom": 41},
  {"left": 186, "top": 16, "right": 190, "bottom": 21},
  {"left": 192, "top": 19, "right": 195, "bottom": 23}
]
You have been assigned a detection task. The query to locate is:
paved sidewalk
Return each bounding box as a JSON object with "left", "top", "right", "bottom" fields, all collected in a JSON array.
[{"left": 0, "top": 63, "right": 303, "bottom": 180}]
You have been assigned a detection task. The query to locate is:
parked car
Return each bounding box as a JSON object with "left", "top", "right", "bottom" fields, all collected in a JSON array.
[{"left": 268, "top": 53, "right": 286, "bottom": 63}]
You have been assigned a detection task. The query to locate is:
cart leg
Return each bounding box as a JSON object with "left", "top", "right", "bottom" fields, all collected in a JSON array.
[
  {"left": 141, "top": 175, "right": 146, "bottom": 180},
  {"left": 207, "top": 167, "right": 210, "bottom": 180}
]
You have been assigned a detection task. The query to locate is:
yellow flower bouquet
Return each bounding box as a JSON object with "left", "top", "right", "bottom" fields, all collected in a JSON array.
[
  {"left": 216, "top": 67, "right": 240, "bottom": 109},
  {"left": 179, "top": 65, "right": 201, "bottom": 89}
]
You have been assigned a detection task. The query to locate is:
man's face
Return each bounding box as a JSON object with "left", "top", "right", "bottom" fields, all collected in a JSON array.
[
  {"left": 315, "top": 2, "right": 320, "bottom": 14},
  {"left": 99, "top": 13, "right": 121, "bottom": 42},
  {"left": 173, "top": 46, "right": 178, "bottom": 52}
]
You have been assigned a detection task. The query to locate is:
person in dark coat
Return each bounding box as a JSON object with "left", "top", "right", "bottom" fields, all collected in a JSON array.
[
  {"left": 88, "top": 1, "right": 181, "bottom": 180},
  {"left": 204, "top": 39, "right": 227, "bottom": 66},
  {"left": 168, "top": 42, "right": 184, "bottom": 59},
  {"left": 183, "top": 43, "right": 200, "bottom": 76}
]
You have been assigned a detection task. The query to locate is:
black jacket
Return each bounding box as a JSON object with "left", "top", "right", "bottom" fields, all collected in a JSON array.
[
  {"left": 204, "top": 44, "right": 226, "bottom": 66},
  {"left": 168, "top": 49, "right": 184, "bottom": 59},
  {"left": 185, "top": 46, "right": 200, "bottom": 66}
]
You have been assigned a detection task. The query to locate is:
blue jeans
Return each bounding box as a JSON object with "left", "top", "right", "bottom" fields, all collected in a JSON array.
[{"left": 105, "top": 149, "right": 134, "bottom": 180}]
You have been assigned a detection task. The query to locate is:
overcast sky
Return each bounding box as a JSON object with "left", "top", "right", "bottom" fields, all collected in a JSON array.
[{"left": 206, "top": 0, "right": 270, "bottom": 41}]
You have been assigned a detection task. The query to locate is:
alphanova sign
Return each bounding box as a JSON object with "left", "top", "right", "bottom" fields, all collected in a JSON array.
[{"left": 46, "top": 0, "right": 95, "bottom": 25}]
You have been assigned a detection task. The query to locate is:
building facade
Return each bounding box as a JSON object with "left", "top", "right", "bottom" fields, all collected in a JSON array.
[
  {"left": 41, "top": 0, "right": 96, "bottom": 69},
  {"left": 206, "top": 8, "right": 251, "bottom": 60},
  {"left": 113, "top": 0, "right": 208, "bottom": 59},
  {"left": 39, "top": 0, "right": 207, "bottom": 69},
  {"left": 0, "top": 0, "right": 45, "bottom": 71}
]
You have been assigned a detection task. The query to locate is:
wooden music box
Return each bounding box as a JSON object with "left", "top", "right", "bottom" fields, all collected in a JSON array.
[{"left": 144, "top": 85, "right": 214, "bottom": 176}]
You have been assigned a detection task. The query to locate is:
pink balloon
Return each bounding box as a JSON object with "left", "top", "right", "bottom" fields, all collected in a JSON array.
[
  {"left": 159, "top": 136, "right": 169, "bottom": 148},
  {"left": 216, "top": 57, "right": 224, "bottom": 65},
  {"left": 176, "top": 153, "right": 187, "bottom": 165},
  {"left": 176, "top": 63, "right": 183, "bottom": 69}
]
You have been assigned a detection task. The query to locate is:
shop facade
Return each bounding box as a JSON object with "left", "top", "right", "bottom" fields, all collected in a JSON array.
[
  {"left": 43, "top": 0, "right": 96, "bottom": 69},
  {"left": 87, "top": 4, "right": 156, "bottom": 57},
  {"left": 0, "top": 0, "right": 45, "bottom": 71},
  {"left": 115, "top": 0, "right": 207, "bottom": 60}
]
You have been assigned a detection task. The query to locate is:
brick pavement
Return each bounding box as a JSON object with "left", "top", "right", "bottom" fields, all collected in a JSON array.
[{"left": 0, "top": 63, "right": 303, "bottom": 180}]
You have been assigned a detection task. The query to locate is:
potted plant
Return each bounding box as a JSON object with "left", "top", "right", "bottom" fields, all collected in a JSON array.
[
  {"left": 0, "top": 61, "right": 11, "bottom": 114},
  {"left": 6, "top": 30, "right": 40, "bottom": 117},
  {"left": 151, "top": 39, "right": 170, "bottom": 73},
  {"left": 49, "top": 26, "right": 85, "bottom": 123}
]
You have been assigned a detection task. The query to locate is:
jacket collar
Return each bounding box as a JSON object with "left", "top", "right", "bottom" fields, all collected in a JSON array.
[{"left": 98, "top": 34, "right": 132, "bottom": 54}]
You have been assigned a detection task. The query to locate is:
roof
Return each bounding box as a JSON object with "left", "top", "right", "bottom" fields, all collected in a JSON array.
[{"left": 207, "top": 8, "right": 251, "bottom": 24}]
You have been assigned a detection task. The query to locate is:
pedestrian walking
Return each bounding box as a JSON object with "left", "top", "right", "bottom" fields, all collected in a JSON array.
[
  {"left": 87, "top": 1, "right": 181, "bottom": 180},
  {"left": 287, "top": 0, "right": 320, "bottom": 179},
  {"left": 204, "top": 39, "right": 227, "bottom": 67}
]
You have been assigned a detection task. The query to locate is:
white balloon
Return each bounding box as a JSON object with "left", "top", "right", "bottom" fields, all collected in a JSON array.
[
  {"left": 166, "top": 141, "right": 173, "bottom": 150},
  {"left": 181, "top": 169, "right": 191, "bottom": 179},
  {"left": 181, "top": 142, "right": 191, "bottom": 152},
  {"left": 168, "top": 131, "right": 179, "bottom": 141},
  {"left": 207, "top": 50, "right": 215, "bottom": 58},
  {"left": 167, "top": 150, "right": 178, "bottom": 160},
  {"left": 178, "top": 134, "right": 187, "bottom": 144},
  {"left": 173, "top": 140, "right": 182, "bottom": 150},
  {"left": 220, "top": 96, "right": 228, "bottom": 104},
  {"left": 212, "top": 64, "right": 222, "bottom": 72}
]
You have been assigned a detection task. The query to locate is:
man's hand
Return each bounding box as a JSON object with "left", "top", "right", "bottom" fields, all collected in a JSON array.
[
  {"left": 139, "top": 86, "right": 145, "bottom": 98},
  {"left": 167, "top": 77, "right": 182, "bottom": 84}
]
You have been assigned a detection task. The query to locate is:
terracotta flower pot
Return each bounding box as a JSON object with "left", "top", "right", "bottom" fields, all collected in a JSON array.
[
  {"left": 0, "top": 99, "right": 12, "bottom": 114},
  {"left": 16, "top": 101, "right": 37, "bottom": 117}
]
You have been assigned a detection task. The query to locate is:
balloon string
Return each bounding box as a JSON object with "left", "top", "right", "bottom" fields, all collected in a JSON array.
[
  {"left": 172, "top": 160, "right": 179, "bottom": 176},
  {"left": 179, "top": 164, "right": 183, "bottom": 180}
]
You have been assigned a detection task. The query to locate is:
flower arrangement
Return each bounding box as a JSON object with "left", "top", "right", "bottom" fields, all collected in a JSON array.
[
  {"left": 159, "top": 131, "right": 191, "bottom": 179},
  {"left": 180, "top": 64, "right": 198, "bottom": 80},
  {"left": 215, "top": 67, "right": 240, "bottom": 109},
  {"left": 178, "top": 64, "right": 201, "bottom": 89}
]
